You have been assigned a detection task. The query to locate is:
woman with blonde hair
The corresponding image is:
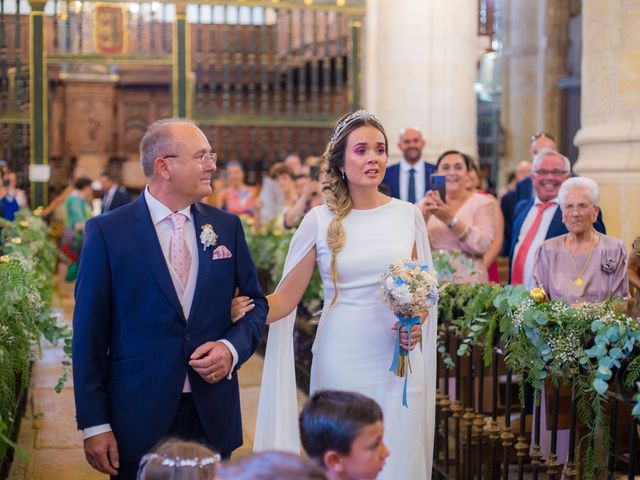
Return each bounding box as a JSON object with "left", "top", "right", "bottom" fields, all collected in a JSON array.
[{"left": 251, "top": 110, "right": 438, "bottom": 479}]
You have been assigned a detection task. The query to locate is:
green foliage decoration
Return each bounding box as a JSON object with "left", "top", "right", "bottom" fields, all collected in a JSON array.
[
  {"left": 0, "top": 209, "right": 71, "bottom": 463},
  {"left": 437, "top": 281, "right": 640, "bottom": 479},
  {"left": 240, "top": 216, "right": 323, "bottom": 313}
]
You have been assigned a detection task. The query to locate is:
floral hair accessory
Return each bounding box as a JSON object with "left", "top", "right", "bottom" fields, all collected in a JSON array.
[
  {"left": 601, "top": 256, "right": 617, "bottom": 274},
  {"left": 330, "top": 110, "right": 382, "bottom": 151},
  {"left": 200, "top": 224, "right": 218, "bottom": 251},
  {"left": 137, "top": 452, "right": 221, "bottom": 473}
]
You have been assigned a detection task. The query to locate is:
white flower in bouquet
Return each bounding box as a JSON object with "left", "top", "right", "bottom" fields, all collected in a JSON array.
[
  {"left": 379, "top": 258, "right": 439, "bottom": 318},
  {"left": 200, "top": 224, "right": 218, "bottom": 251}
]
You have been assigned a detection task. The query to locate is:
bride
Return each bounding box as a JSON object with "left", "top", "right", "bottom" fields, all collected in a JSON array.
[{"left": 249, "top": 111, "right": 437, "bottom": 479}]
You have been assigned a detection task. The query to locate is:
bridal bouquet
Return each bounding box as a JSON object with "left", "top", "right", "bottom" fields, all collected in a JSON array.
[{"left": 379, "top": 258, "right": 439, "bottom": 406}]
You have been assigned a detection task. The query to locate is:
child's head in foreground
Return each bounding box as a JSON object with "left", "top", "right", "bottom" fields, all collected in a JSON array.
[
  {"left": 215, "top": 450, "right": 326, "bottom": 479},
  {"left": 136, "top": 438, "right": 220, "bottom": 480},
  {"left": 299, "top": 390, "right": 389, "bottom": 480}
]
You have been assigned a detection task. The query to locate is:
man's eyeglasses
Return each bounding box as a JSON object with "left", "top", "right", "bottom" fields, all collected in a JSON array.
[
  {"left": 530, "top": 132, "right": 556, "bottom": 143},
  {"left": 163, "top": 152, "right": 217, "bottom": 167},
  {"left": 533, "top": 169, "right": 568, "bottom": 177}
]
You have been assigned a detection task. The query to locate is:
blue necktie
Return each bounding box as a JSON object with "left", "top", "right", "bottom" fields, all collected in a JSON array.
[{"left": 408, "top": 168, "right": 416, "bottom": 204}]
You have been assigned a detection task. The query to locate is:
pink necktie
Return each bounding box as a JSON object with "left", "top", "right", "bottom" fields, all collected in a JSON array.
[{"left": 169, "top": 213, "right": 192, "bottom": 288}]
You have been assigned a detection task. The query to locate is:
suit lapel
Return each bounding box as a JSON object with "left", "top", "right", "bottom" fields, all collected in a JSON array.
[
  {"left": 390, "top": 166, "right": 400, "bottom": 198},
  {"left": 509, "top": 198, "right": 534, "bottom": 258},
  {"left": 546, "top": 208, "right": 567, "bottom": 239},
  {"left": 188, "top": 203, "right": 215, "bottom": 322},
  {"left": 129, "top": 195, "right": 185, "bottom": 321},
  {"left": 423, "top": 167, "right": 429, "bottom": 195}
]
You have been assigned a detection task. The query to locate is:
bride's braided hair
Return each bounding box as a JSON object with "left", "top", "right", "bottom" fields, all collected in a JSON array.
[{"left": 321, "top": 110, "right": 388, "bottom": 307}]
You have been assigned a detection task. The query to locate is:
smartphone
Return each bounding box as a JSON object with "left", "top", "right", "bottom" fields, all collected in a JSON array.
[
  {"left": 309, "top": 165, "right": 321, "bottom": 181},
  {"left": 430, "top": 174, "right": 446, "bottom": 202}
]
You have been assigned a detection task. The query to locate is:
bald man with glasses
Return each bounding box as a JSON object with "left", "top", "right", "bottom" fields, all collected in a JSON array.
[{"left": 73, "top": 118, "right": 267, "bottom": 479}]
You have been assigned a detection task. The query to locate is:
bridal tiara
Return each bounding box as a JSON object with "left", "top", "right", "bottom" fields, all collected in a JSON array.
[{"left": 329, "top": 110, "right": 382, "bottom": 150}]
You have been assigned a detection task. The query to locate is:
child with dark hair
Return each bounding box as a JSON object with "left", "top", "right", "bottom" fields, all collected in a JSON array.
[{"left": 299, "top": 390, "right": 389, "bottom": 480}]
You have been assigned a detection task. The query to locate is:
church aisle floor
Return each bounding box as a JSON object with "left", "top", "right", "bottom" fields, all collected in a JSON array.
[{"left": 8, "top": 284, "right": 304, "bottom": 479}]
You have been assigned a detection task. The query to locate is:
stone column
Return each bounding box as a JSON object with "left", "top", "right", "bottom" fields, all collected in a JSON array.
[
  {"left": 364, "top": 0, "right": 478, "bottom": 162},
  {"left": 29, "top": 0, "right": 49, "bottom": 207},
  {"left": 173, "top": 3, "right": 191, "bottom": 118},
  {"left": 500, "top": 0, "right": 569, "bottom": 173},
  {"left": 574, "top": 0, "right": 640, "bottom": 246}
]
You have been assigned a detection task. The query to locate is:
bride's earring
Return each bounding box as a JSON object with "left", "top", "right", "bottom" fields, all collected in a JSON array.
[{"left": 341, "top": 170, "right": 346, "bottom": 180}]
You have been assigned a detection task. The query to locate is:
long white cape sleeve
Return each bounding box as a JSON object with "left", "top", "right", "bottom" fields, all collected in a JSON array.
[
  {"left": 252, "top": 209, "right": 319, "bottom": 453},
  {"left": 414, "top": 205, "right": 438, "bottom": 477}
]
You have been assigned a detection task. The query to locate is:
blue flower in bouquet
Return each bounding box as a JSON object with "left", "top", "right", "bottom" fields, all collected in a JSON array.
[
  {"left": 394, "top": 277, "right": 406, "bottom": 287},
  {"left": 405, "top": 261, "right": 416, "bottom": 269}
]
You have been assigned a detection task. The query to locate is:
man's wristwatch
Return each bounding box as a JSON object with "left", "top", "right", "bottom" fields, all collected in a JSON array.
[{"left": 447, "top": 216, "right": 459, "bottom": 229}]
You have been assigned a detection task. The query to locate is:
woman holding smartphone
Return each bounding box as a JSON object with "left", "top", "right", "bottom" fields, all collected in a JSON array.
[{"left": 418, "top": 150, "right": 496, "bottom": 283}]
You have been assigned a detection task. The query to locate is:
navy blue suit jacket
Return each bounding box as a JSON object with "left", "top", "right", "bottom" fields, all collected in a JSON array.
[
  {"left": 508, "top": 198, "right": 606, "bottom": 281},
  {"left": 72, "top": 195, "right": 267, "bottom": 461},
  {"left": 515, "top": 176, "right": 534, "bottom": 202},
  {"left": 102, "top": 186, "right": 131, "bottom": 213},
  {"left": 382, "top": 161, "right": 437, "bottom": 200}
]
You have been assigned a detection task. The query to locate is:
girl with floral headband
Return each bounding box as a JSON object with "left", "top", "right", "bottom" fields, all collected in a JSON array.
[
  {"left": 248, "top": 110, "right": 438, "bottom": 479},
  {"left": 136, "top": 439, "right": 220, "bottom": 480}
]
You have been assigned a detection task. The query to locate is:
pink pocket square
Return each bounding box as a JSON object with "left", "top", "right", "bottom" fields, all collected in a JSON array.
[{"left": 212, "top": 245, "right": 232, "bottom": 260}]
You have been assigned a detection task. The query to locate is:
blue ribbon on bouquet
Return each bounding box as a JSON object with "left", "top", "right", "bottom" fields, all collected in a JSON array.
[{"left": 389, "top": 313, "right": 421, "bottom": 408}]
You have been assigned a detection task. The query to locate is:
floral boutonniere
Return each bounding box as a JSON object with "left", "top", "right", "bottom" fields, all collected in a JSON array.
[
  {"left": 200, "top": 224, "right": 218, "bottom": 251},
  {"left": 601, "top": 256, "right": 617, "bottom": 275}
]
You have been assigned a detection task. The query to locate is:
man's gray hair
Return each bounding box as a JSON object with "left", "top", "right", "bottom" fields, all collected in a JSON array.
[
  {"left": 139, "top": 118, "right": 197, "bottom": 178},
  {"left": 532, "top": 148, "right": 571, "bottom": 173},
  {"left": 559, "top": 176, "right": 600, "bottom": 207}
]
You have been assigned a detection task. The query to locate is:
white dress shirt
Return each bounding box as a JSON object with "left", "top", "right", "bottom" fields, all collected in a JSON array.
[
  {"left": 512, "top": 195, "right": 560, "bottom": 289},
  {"left": 84, "top": 187, "right": 238, "bottom": 439},
  {"left": 399, "top": 158, "right": 426, "bottom": 203}
]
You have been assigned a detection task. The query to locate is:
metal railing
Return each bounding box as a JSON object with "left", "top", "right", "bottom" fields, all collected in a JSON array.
[{"left": 434, "top": 324, "right": 639, "bottom": 480}]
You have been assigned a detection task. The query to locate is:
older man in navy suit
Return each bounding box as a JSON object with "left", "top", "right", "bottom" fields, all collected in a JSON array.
[
  {"left": 509, "top": 148, "right": 605, "bottom": 287},
  {"left": 382, "top": 127, "right": 436, "bottom": 203},
  {"left": 73, "top": 119, "right": 268, "bottom": 479}
]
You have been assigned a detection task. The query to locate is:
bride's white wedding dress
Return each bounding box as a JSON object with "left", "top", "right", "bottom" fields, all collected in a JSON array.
[{"left": 254, "top": 198, "right": 437, "bottom": 479}]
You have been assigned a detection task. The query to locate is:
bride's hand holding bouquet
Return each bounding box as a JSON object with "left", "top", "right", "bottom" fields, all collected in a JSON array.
[{"left": 379, "top": 258, "right": 439, "bottom": 406}]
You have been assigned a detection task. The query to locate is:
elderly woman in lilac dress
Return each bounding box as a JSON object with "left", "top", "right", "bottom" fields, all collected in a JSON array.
[
  {"left": 533, "top": 177, "right": 629, "bottom": 303},
  {"left": 532, "top": 176, "right": 629, "bottom": 465}
]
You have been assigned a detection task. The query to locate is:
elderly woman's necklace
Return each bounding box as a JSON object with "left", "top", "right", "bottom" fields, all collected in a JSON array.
[{"left": 566, "top": 233, "right": 597, "bottom": 286}]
